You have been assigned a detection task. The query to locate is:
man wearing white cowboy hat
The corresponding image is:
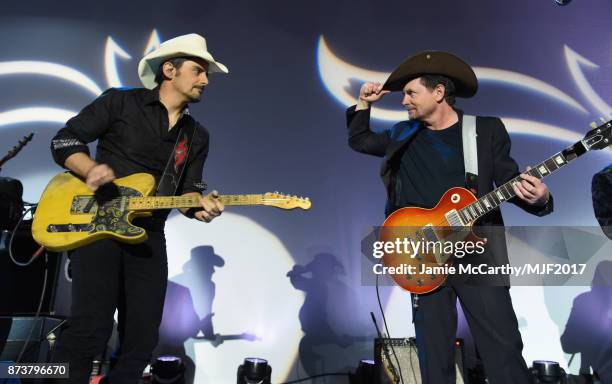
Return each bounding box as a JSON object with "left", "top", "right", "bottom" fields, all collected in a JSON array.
[
  {"left": 50, "top": 33, "right": 227, "bottom": 383},
  {"left": 346, "top": 51, "right": 553, "bottom": 383}
]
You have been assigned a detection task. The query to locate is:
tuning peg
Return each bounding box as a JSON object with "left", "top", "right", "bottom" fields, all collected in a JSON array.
[
  {"left": 306, "top": 197, "right": 310, "bottom": 201},
  {"left": 590, "top": 121, "right": 598, "bottom": 128}
]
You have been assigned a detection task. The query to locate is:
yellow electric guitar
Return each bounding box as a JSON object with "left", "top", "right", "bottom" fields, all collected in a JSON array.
[{"left": 32, "top": 172, "right": 311, "bottom": 252}]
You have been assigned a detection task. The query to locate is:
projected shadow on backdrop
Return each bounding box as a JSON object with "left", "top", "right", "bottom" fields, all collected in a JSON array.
[
  {"left": 560, "top": 260, "right": 612, "bottom": 383},
  {"left": 154, "top": 246, "right": 229, "bottom": 384},
  {"left": 1, "top": 2, "right": 612, "bottom": 380},
  {"left": 287, "top": 253, "right": 372, "bottom": 379}
]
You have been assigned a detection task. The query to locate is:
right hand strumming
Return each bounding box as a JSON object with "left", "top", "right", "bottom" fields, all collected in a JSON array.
[{"left": 85, "top": 163, "right": 116, "bottom": 191}]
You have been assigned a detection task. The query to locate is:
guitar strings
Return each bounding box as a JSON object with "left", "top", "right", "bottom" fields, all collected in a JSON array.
[{"left": 82, "top": 195, "right": 302, "bottom": 208}]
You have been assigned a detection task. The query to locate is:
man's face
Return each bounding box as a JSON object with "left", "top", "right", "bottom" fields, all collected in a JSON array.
[
  {"left": 170, "top": 58, "right": 210, "bottom": 103},
  {"left": 401, "top": 77, "right": 443, "bottom": 120}
]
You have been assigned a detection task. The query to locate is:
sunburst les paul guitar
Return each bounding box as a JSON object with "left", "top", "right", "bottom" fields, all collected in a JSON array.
[
  {"left": 380, "top": 119, "right": 612, "bottom": 294},
  {"left": 32, "top": 172, "right": 311, "bottom": 252}
]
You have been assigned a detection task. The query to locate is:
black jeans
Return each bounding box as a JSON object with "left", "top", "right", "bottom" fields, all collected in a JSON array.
[
  {"left": 413, "top": 286, "right": 531, "bottom": 384},
  {"left": 54, "top": 232, "right": 168, "bottom": 384}
]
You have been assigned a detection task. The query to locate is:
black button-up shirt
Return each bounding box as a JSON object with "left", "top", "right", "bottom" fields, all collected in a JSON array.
[{"left": 51, "top": 87, "right": 209, "bottom": 219}]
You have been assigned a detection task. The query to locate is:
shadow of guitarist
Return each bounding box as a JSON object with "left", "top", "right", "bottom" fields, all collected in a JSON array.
[
  {"left": 153, "top": 246, "right": 225, "bottom": 383},
  {"left": 288, "top": 253, "right": 370, "bottom": 381},
  {"left": 561, "top": 260, "right": 612, "bottom": 383}
]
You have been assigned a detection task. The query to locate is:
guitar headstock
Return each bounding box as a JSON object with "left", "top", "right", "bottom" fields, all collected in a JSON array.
[
  {"left": 262, "top": 192, "right": 312, "bottom": 210},
  {"left": 239, "top": 332, "right": 260, "bottom": 342},
  {"left": 584, "top": 118, "right": 612, "bottom": 151}
]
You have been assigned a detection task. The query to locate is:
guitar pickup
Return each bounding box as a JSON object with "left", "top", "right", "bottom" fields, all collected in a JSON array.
[
  {"left": 421, "top": 225, "right": 448, "bottom": 265},
  {"left": 445, "top": 209, "right": 464, "bottom": 227},
  {"left": 70, "top": 196, "right": 98, "bottom": 214}
]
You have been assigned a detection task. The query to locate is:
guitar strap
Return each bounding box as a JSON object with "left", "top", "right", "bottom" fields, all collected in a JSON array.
[
  {"left": 462, "top": 114, "right": 479, "bottom": 195},
  {"left": 156, "top": 117, "right": 197, "bottom": 196}
]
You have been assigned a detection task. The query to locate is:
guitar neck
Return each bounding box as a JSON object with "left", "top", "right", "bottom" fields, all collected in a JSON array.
[
  {"left": 459, "top": 136, "right": 594, "bottom": 224},
  {"left": 128, "top": 194, "right": 267, "bottom": 211},
  {"left": 0, "top": 133, "right": 34, "bottom": 168}
]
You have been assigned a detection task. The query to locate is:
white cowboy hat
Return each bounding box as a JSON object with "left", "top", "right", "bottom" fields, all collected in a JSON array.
[{"left": 138, "top": 33, "right": 228, "bottom": 89}]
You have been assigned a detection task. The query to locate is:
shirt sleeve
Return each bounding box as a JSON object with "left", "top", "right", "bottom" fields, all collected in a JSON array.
[
  {"left": 490, "top": 117, "right": 553, "bottom": 216},
  {"left": 50, "top": 88, "right": 118, "bottom": 167},
  {"left": 346, "top": 105, "right": 391, "bottom": 157},
  {"left": 179, "top": 123, "right": 209, "bottom": 195}
]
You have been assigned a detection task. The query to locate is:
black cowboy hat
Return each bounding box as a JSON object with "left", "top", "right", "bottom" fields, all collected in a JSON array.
[
  {"left": 382, "top": 51, "right": 478, "bottom": 98},
  {"left": 186, "top": 245, "right": 225, "bottom": 270}
]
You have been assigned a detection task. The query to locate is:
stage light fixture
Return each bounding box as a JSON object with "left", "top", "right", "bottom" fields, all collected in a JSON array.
[
  {"left": 151, "top": 355, "right": 185, "bottom": 384},
  {"left": 530, "top": 360, "right": 567, "bottom": 383},
  {"left": 236, "top": 358, "right": 272, "bottom": 384}
]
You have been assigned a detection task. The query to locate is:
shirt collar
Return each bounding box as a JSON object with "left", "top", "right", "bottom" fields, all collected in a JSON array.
[
  {"left": 144, "top": 86, "right": 191, "bottom": 117},
  {"left": 143, "top": 86, "right": 161, "bottom": 105}
]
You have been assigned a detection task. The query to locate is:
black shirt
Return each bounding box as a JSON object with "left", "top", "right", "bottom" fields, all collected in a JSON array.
[
  {"left": 50, "top": 87, "right": 209, "bottom": 219},
  {"left": 397, "top": 120, "right": 464, "bottom": 209},
  {"left": 397, "top": 119, "right": 497, "bottom": 283},
  {"left": 51, "top": 87, "right": 208, "bottom": 192}
]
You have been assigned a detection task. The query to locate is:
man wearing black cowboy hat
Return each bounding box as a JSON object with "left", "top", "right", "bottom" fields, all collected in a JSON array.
[{"left": 346, "top": 51, "right": 553, "bottom": 383}]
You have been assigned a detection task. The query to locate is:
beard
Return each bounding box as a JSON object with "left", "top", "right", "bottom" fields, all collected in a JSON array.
[
  {"left": 187, "top": 94, "right": 202, "bottom": 103},
  {"left": 187, "top": 91, "right": 202, "bottom": 103}
]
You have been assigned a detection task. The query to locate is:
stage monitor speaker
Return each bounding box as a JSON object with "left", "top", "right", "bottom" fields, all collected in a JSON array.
[
  {"left": 374, "top": 338, "right": 465, "bottom": 384},
  {"left": 0, "top": 316, "right": 64, "bottom": 363},
  {"left": 0, "top": 227, "right": 63, "bottom": 315}
]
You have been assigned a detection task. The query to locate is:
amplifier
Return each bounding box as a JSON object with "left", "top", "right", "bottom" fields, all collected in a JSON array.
[
  {"left": 374, "top": 338, "right": 465, "bottom": 384},
  {"left": 0, "top": 228, "right": 62, "bottom": 316}
]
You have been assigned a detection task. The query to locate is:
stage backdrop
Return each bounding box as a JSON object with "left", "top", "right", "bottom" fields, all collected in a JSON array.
[{"left": 1, "top": 0, "right": 611, "bottom": 382}]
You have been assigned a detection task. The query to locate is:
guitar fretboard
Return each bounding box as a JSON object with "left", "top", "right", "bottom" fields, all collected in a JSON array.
[
  {"left": 128, "top": 194, "right": 267, "bottom": 211},
  {"left": 458, "top": 138, "right": 589, "bottom": 224}
]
